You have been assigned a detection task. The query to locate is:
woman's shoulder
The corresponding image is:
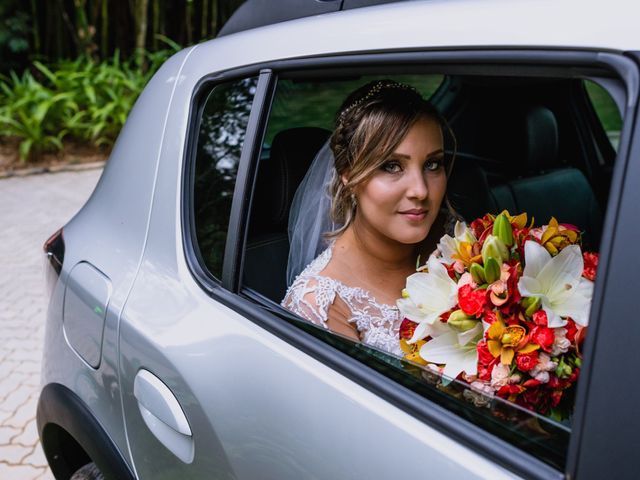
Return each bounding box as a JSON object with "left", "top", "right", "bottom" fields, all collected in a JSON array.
[{"left": 281, "top": 247, "right": 340, "bottom": 324}]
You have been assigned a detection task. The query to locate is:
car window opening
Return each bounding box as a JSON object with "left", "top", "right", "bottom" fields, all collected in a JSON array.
[{"left": 191, "top": 68, "right": 623, "bottom": 472}]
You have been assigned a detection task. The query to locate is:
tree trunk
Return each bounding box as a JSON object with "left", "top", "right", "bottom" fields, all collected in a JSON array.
[
  {"left": 73, "top": 0, "right": 95, "bottom": 57},
  {"left": 185, "top": 0, "right": 193, "bottom": 45},
  {"left": 134, "top": 0, "right": 149, "bottom": 67},
  {"left": 30, "top": 0, "right": 41, "bottom": 54},
  {"left": 101, "top": 0, "right": 109, "bottom": 59},
  {"left": 211, "top": 0, "right": 218, "bottom": 36},
  {"left": 152, "top": 0, "right": 160, "bottom": 49},
  {"left": 200, "top": 0, "right": 208, "bottom": 40}
]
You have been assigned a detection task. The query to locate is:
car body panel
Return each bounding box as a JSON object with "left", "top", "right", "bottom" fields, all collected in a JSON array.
[
  {"left": 194, "top": 0, "right": 639, "bottom": 77},
  {"left": 120, "top": 253, "right": 520, "bottom": 479},
  {"left": 40, "top": 47, "right": 193, "bottom": 466},
  {"left": 62, "top": 261, "right": 111, "bottom": 368}
]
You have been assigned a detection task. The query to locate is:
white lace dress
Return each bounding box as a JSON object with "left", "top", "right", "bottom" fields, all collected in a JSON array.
[{"left": 281, "top": 246, "right": 403, "bottom": 356}]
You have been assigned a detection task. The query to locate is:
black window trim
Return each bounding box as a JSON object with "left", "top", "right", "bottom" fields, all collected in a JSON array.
[{"left": 181, "top": 48, "right": 639, "bottom": 480}]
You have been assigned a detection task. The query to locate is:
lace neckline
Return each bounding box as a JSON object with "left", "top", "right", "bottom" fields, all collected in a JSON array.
[{"left": 304, "top": 245, "right": 399, "bottom": 312}]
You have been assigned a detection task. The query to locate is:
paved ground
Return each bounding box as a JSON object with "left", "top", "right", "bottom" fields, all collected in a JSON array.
[{"left": 0, "top": 169, "right": 102, "bottom": 479}]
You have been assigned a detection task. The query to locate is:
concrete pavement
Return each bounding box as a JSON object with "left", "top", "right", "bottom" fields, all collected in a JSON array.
[{"left": 0, "top": 169, "right": 102, "bottom": 479}]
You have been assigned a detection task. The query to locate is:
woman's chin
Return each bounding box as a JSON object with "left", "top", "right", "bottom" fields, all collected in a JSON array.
[{"left": 391, "top": 227, "right": 430, "bottom": 245}]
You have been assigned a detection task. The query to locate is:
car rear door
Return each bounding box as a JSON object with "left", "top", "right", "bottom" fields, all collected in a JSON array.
[{"left": 115, "top": 59, "right": 534, "bottom": 478}]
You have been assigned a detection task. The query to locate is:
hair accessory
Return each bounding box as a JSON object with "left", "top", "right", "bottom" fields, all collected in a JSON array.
[{"left": 337, "top": 80, "right": 418, "bottom": 125}]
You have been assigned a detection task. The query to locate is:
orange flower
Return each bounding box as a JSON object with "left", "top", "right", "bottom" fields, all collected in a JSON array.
[{"left": 486, "top": 315, "right": 539, "bottom": 365}]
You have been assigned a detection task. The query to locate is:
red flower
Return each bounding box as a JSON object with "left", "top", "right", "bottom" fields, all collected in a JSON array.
[
  {"left": 519, "top": 387, "right": 549, "bottom": 414},
  {"left": 532, "top": 310, "right": 548, "bottom": 326},
  {"left": 583, "top": 252, "right": 599, "bottom": 281},
  {"left": 530, "top": 325, "right": 555, "bottom": 352},
  {"left": 440, "top": 310, "right": 452, "bottom": 323},
  {"left": 568, "top": 367, "right": 580, "bottom": 383},
  {"left": 497, "top": 384, "right": 525, "bottom": 398},
  {"left": 515, "top": 351, "right": 539, "bottom": 372},
  {"left": 399, "top": 318, "right": 417, "bottom": 340},
  {"left": 483, "top": 308, "right": 498, "bottom": 325},
  {"left": 477, "top": 364, "right": 493, "bottom": 381},
  {"left": 444, "top": 263, "right": 458, "bottom": 280},
  {"left": 470, "top": 215, "right": 493, "bottom": 239},
  {"left": 504, "top": 314, "right": 521, "bottom": 326},
  {"left": 550, "top": 390, "right": 563, "bottom": 407},
  {"left": 523, "top": 378, "right": 542, "bottom": 388},
  {"left": 477, "top": 340, "right": 495, "bottom": 365},
  {"left": 458, "top": 284, "right": 487, "bottom": 317},
  {"left": 547, "top": 375, "right": 561, "bottom": 389},
  {"left": 565, "top": 318, "right": 578, "bottom": 342}
]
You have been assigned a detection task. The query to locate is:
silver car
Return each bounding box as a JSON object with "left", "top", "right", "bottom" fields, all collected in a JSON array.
[{"left": 38, "top": 0, "right": 640, "bottom": 478}]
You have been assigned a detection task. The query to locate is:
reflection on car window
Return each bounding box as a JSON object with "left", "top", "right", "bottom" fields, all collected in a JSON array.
[
  {"left": 193, "top": 77, "right": 258, "bottom": 279},
  {"left": 265, "top": 75, "right": 443, "bottom": 145},
  {"left": 585, "top": 79, "right": 622, "bottom": 151}
]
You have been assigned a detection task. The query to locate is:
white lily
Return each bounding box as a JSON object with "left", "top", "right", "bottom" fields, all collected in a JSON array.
[
  {"left": 397, "top": 255, "right": 458, "bottom": 343},
  {"left": 419, "top": 324, "right": 482, "bottom": 381},
  {"left": 517, "top": 240, "right": 593, "bottom": 327},
  {"left": 436, "top": 221, "right": 477, "bottom": 263}
]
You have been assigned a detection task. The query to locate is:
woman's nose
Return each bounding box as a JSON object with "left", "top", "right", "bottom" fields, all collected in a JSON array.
[{"left": 406, "top": 168, "right": 428, "bottom": 200}]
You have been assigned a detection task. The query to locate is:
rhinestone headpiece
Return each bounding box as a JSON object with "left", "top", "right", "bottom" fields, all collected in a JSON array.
[{"left": 337, "top": 80, "right": 418, "bottom": 125}]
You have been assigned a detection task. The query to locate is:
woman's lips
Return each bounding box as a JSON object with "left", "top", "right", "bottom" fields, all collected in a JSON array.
[{"left": 399, "top": 209, "right": 427, "bottom": 221}]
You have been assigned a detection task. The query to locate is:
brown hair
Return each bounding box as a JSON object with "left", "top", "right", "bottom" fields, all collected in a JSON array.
[{"left": 327, "top": 79, "right": 456, "bottom": 237}]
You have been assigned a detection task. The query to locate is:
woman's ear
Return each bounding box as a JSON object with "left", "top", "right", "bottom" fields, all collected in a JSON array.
[{"left": 341, "top": 173, "right": 349, "bottom": 186}]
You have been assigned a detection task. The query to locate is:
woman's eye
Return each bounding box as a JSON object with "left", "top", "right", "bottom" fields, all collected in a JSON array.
[
  {"left": 425, "top": 158, "right": 444, "bottom": 172},
  {"left": 381, "top": 161, "right": 402, "bottom": 173}
]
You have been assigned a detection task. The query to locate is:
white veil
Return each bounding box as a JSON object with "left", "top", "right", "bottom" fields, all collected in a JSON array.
[{"left": 286, "top": 140, "right": 338, "bottom": 285}]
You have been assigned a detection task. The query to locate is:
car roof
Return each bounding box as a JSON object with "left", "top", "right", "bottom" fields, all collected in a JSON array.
[
  {"left": 189, "top": 0, "right": 639, "bottom": 76},
  {"left": 218, "top": 0, "right": 400, "bottom": 37}
]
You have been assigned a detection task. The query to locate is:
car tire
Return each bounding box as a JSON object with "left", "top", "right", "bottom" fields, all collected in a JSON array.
[{"left": 70, "top": 462, "right": 105, "bottom": 480}]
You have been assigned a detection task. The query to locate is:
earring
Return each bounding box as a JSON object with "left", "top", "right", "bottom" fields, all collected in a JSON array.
[{"left": 350, "top": 193, "right": 357, "bottom": 207}]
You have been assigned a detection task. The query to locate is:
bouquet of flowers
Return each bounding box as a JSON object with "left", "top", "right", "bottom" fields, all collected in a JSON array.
[{"left": 397, "top": 211, "right": 598, "bottom": 417}]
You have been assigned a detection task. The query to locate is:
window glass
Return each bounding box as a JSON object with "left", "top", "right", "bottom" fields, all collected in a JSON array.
[
  {"left": 585, "top": 79, "right": 622, "bottom": 150},
  {"left": 244, "top": 71, "right": 618, "bottom": 472},
  {"left": 265, "top": 74, "right": 444, "bottom": 144},
  {"left": 193, "top": 77, "right": 258, "bottom": 279}
]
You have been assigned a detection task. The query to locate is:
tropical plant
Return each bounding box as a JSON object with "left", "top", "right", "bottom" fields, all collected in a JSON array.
[{"left": 0, "top": 44, "right": 178, "bottom": 162}]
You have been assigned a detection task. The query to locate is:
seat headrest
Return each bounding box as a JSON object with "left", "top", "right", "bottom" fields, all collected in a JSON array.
[
  {"left": 250, "top": 127, "right": 331, "bottom": 235},
  {"left": 522, "top": 106, "right": 559, "bottom": 172}
]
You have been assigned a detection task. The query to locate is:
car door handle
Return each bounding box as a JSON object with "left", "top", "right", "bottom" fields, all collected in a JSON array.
[{"left": 133, "top": 369, "right": 194, "bottom": 463}]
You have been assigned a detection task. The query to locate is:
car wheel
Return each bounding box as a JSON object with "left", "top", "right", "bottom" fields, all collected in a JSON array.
[{"left": 69, "top": 462, "right": 105, "bottom": 480}]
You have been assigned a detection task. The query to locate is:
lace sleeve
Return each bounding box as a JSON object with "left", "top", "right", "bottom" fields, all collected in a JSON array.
[{"left": 281, "top": 275, "right": 336, "bottom": 328}]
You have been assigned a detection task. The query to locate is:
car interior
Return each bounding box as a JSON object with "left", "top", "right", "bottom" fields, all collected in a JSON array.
[{"left": 243, "top": 72, "right": 620, "bottom": 304}]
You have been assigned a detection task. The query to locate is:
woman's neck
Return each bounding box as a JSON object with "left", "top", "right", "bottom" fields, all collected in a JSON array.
[{"left": 335, "top": 221, "right": 418, "bottom": 275}]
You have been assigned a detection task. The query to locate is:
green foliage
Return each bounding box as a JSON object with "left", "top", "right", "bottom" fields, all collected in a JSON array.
[{"left": 0, "top": 46, "right": 178, "bottom": 162}]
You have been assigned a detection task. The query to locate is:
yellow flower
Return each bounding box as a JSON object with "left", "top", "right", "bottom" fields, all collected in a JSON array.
[
  {"left": 540, "top": 217, "right": 579, "bottom": 255},
  {"left": 486, "top": 315, "right": 539, "bottom": 365},
  {"left": 452, "top": 241, "right": 482, "bottom": 266},
  {"left": 498, "top": 210, "right": 531, "bottom": 229},
  {"left": 400, "top": 339, "right": 428, "bottom": 365}
]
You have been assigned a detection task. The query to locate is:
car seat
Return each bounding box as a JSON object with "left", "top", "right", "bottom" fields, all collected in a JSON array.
[
  {"left": 244, "top": 127, "right": 331, "bottom": 302},
  {"left": 448, "top": 106, "right": 602, "bottom": 249}
]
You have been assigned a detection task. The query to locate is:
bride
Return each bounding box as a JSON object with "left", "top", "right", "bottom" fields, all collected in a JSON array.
[{"left": 282, "top": 79, "right": 456, "bottom": 357}]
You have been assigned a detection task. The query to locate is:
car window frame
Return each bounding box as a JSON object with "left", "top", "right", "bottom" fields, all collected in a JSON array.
[
  {"left": 182, "top": 70, "right": 270, "bottom": 288},
  {"left": 181, "top": 48, "right": 639, "bottom": 480}
]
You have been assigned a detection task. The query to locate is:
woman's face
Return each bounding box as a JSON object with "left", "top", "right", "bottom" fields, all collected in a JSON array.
[{"left": 353, "top": 116, "right": 447, "bottom": 246}]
